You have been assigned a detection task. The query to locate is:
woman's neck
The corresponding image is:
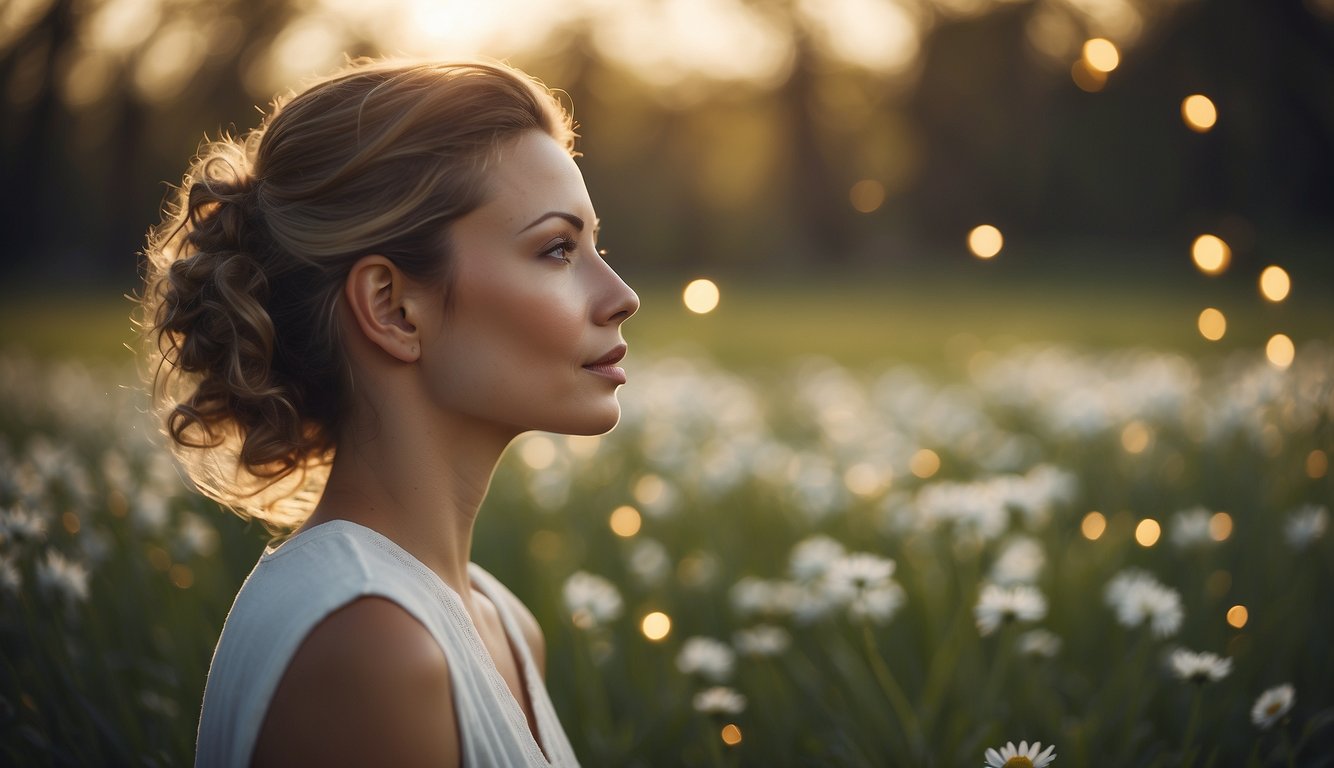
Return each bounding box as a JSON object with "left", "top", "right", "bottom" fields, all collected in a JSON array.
[{"left": 304, "top": 390, "right": 517, "bottom": 604}]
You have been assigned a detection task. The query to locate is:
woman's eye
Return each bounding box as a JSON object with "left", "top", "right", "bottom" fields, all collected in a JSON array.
[{"left": 543, "top": 238, "right": 575, "bottom": 263}]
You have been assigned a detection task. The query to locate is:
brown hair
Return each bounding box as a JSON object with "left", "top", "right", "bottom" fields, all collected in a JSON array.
[{"left": 138, "top": 59, "right": 575, "bottom": 530}]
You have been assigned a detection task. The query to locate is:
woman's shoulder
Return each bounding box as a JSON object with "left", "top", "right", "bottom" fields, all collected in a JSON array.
[{"left": 251, "top": 596, "right": 460, "bottom": 768}]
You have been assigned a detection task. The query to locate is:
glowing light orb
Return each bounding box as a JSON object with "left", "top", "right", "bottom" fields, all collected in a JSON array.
[
  {"left": 967, "top": 225, "right": 1003, "bottom": 259},
  {"left": 1182, "top": 94, "right": 1218, "bottom": 132},
  {"left": 1259, "top": 265, "right": 1291, "bottom": 302},
  {"left": 1266, "top": 334, "right": 1295, "bottom": 369},
  {"left": 641, "top": 611, "right": 672, "bottom": 641},
  {"left": 849, "top": 179, "right": 886, "bottom": 213},
  {"left": 1082, "top": 38, "right": 1120, "bottom": 72},
  {"left": 1121, "top": 421, "right": 1151, "bottom": 454},
  {"left": 683, "top": 279, "right": 720, "bottom": 314},
  {"left": 1307, "top": 449, "right": 1329, "bottom": 479},
  {"left": 909, "top": 448, "right": 940, "bottom": 479},
  {"left": 1226, "top": 604, "right": 1249, "bottom": 629},
  {"left": 1135, "top": 518, "right": 1161, "bottom": 547},
  {"left": 1191, "top": 234, "right": 1230, "bottom": 274},
  {"left": 1081, "top": 511, "right": 1107, "bottom": 541},
  {"left": 519, "top": 435, "right": 557, "bottom": 469},
  {"left": 1197, "top": 308, "right": 1226, "bottom": 341},
  {"left": 1071, "top": 59, "right": 1107, "bottom": 92},
  {"left": 609, "top": 505, "right": 642, "bottom": 538},
  {"left": 1209, "top": 512, "right": 1233, "bottom": 541},
  {"left": 721, "top": 724, "right": 743, "bottom": 746}
]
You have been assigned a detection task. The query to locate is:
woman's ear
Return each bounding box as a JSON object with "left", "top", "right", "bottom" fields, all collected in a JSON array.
[{"left": 344, "top": 255, "right": 420, "bottom": 363}]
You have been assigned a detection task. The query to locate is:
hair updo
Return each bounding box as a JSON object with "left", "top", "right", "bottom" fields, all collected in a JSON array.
[{"left": 138, "top": 59, "right": 576, "bottom": 530}]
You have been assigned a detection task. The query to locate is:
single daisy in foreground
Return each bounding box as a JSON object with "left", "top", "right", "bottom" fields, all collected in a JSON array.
[
  {"left": 1251, "top": 683, "right": 1295, "bottom": 729},
  {"left": 975, "top": 583, "right": 1047, "bottom": 635},
  {"left": 983, "top": 740, "right": 1056, "bottom": 767},
  {"left": 1169, "top": 648, "right": 1232, "bottom": 684}
]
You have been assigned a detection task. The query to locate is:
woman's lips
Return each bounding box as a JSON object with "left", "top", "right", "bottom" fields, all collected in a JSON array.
[{"left": 583, "top": 344, "right": 627, "bottom": 384}]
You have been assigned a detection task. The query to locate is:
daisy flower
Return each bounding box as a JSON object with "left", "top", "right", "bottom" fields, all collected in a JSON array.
[
  {"left": 1284, "top": 504, "right": 1327, "bottom": 550},
  {"left": 1105, "top": 569, "right": 1183, "bottom": 637},
  {"left": 1251, "top": 683, "right": 1295, "bottom": 729},
  {"left": 1018, "top": 629, "right": 1062, "bottom": 658},
  {"left": 983, "top": 739, "right": 1056, "bottom": 767},
  {"left": 789, "top": 535, "right": 846, "bottom": 582},
  {"left": 823, "top": 553, "right": 905, "bottom": 625},
  {"left": 1170, "top": 648, "right": 1232, "bottom": 684},
  {"left": 975, "top": 583, "right": 1047, "bottom": 636},
  {"left": 676, "top": 636, "right": 736, "bottom": 682},
  {"left": 989, "top": 536, "right": 1045, "bottom": 585},
  {"left": 562, "top": 571, "right": 623, "bottom": 629},
  {"left": 732, "top": 624, "right": 791, "bottom": 657},
  {"left": 692, "top": 686, "right": 747, "bottom": 715},
  {"left": 1168, "top": 507, "right": 1214, "bottom": 549},
  {"left": 36, "top": 550, "right": 89, "bottom": 603}
]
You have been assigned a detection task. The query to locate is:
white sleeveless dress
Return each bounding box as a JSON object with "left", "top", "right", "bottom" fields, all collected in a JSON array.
[{"left": 195, "top": 519, "right": 580, "bottom": 767}]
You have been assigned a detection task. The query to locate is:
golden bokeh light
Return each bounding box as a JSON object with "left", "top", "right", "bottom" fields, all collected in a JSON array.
[
  {"left": 62, "top": 511, "right": 80, "bottom": 535},
  {"left": 641, "top": 611, "right": 672, "bottom": 641},
  {"left": 1226, "top": 604, "right": 1249, "bottom": 629},
  {"left": 1182, "top": 94, "right": 1218, "bottom": 132},
  {"left": 609, "top": 505, "right": 642, "bottom": 538},
  {"left": 519, "top": 435, "right": 557, "bottom": 470},
  {"left": 1191, "top": 234, "right": 1230, "bottom": 274},
  {"left": 1266, "top": 334, "right": 1295, "bottom": 370},
  {"left": 1081, "top": 511, "right": 1107, "bottom": 541},
  {"left": 683, "top": 279, "right": 721, "bottom": 314},
  {"left": 909, "top": 448, "right": 941, "bottom": 479},
  {"left": 849, "top": 179, "right": 886, "bottom": 213},
  {"left": 1071, "top": 58, "right": 1107, "bottom": 92},
  {"left": 1121, "top": 421, "right": 1151, "bottom": 454},
  {"left": 1209, "top": 512, "right": 1233, "bottom": 542},
  {"left": 1082, "top": 38, "right": 1120, "bottom": 73},
  {"left": 169, "top": 563, "right": 194, "bottom": 589},
  {"left": 1197, "top": 308, "right": 1226, "bottom": 341},
  {"left": 967, "top": 225, "right": 1003, "bottom": 259},
  {"left": 1307, "top": 449, "right": 1329, "bottom": 479},
  {"left": 721, "top": 724, "right": 743, "bottom": 746},
  {"left": 843, "top": 462, "right": 889, "bottom": 497},
  {"left": 1259, "top": 265, "right": 1291, "bottom": 302},
  {"left": 1135, "top": 518, "right": 1161, "bottom": 547}
]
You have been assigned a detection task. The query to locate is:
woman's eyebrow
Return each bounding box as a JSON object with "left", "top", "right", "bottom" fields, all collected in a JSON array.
[{"left": 517, "top": 211, "right": 584, "bottom": 234}]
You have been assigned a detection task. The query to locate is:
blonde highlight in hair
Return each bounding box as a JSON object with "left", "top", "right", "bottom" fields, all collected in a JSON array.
[{"left": 137, "top": 58, "right": 576, "bottom": 531}]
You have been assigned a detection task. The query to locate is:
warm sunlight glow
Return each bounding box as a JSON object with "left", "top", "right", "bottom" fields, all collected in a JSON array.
[
  {"left": 1308, "top": 449, "right": 1329, "bottom": 479},
  {"left": 641, "top": 611, "right": 672, "bottom": 641},
  {"left": 1081, "top": 511, "right": 1107, "bottom": 541},
  {"left": 849, "top": 179, "right": 886, "bottom": 213},
  {"left": 1182, "top": 94, "right": 1218, "bottom": 132},
  {"left": 1135, "top": 518, "right": 1161, "bottom": 547},
  {"left": 1209, "top": 512, "right": 1233, "bottom": 542},
  {"left": 1227, "top": 604, "right": 1249, "bottom": 629},
  {"left": 519, "top": 435, "right": 557, "bottom": 470},
  {"left": 1197, "top": 308, "right": 1226, "bottom": 341},
  {"left": 566, "top": 434, "right": 601, "bottom": 459},
  {"left": 1259, "top": 265, "right": 1291, "bottom": 302},
  {"left": 721, "top": 723, "right": 743, "bottom": 746},
  {"left": 844, "top": 462, "right": 889, "bottom": 497},
  {"left": 633, "top": 474, "right": 667, "bottom": 507},
  {"left": 609, "top": 505, "right": 642, "bottom": 538},
  {"left": 1071, "top": 58, "right": 1107, "bottom": 92},
  {"left": 1121, "top": 421, "right": 1151, "bottom": 454},
  {"left": 909, "top": 449, "right": 940, "bottom": 479},
  {"left": 967, "top": 225, "right": 1003, "bottom": 259},
  {"left": 684, "top": 279, "right": 721, "bottom": 314},
  {"left": 1266, "top": 334, "right": 1295, "bottom": 370},
  {"left": 1191, "top": 234, "right": 1230, "bottom": 274},
  {"left": 1082, "top": 38, "right": 1120, "bottom": 72}
]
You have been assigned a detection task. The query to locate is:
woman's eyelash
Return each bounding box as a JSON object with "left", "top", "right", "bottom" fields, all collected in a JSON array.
[{"left": 543, "top": 236, "right": 578, "bottom": 262}]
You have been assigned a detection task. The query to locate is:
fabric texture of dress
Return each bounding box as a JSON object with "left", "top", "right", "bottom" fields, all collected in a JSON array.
[{"left": 195, "top": 519, "right": 580, "bottom": 767}]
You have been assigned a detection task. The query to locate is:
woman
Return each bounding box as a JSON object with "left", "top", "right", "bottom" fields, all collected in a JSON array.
[{"left": 139, "top": 59, "right": 638, "bottom": 767}]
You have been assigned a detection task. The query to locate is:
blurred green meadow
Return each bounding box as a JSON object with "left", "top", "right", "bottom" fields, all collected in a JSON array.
[{"left": 1, "top": 279, "right": 1332, "bottom": 767}]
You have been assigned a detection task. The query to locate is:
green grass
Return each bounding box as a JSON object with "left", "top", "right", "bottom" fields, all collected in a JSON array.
[{"left": 1, "top": 281, "right": 1332, "bottom": 766}]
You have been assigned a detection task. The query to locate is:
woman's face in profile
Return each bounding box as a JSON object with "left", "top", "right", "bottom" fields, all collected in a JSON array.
[{"left": 413, "top": 129, "right": 640, "bottom": 437}]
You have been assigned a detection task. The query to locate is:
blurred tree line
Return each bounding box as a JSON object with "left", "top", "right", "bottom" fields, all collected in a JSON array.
[{"left": 1, "top": 0, "right": 1331, "bottom": 289}]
